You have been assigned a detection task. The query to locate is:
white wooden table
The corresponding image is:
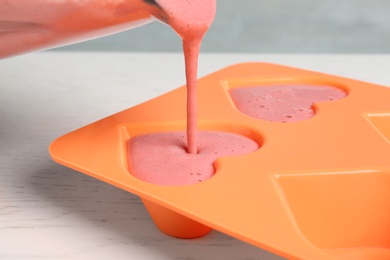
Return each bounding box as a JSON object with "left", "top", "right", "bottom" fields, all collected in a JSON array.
[{"left": 1, "top": 52, "right": 389, "bottom": 260}]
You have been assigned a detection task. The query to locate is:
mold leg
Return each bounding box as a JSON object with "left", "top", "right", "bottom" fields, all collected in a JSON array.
[{"left": 141, "top": 199, "right": 212, "bottom": 238}]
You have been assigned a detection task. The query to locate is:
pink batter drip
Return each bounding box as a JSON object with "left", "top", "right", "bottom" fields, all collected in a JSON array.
[
  {"left": 230, "top": 85, "right": 347, "bottom": 122},
  {"left": 156, "top": 0, "right": 216, "bottom": 154},
  {"left": 183, "top": 39, "right": 201, "bottom": 154},
  {"left": 128, "top": 131, "right": 258, "bottom": 186}
]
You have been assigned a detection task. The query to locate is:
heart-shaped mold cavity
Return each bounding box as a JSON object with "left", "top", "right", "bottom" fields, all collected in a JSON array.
[
  {"left": 229, "top": 84, "right": 347, "bottom": 123},
  {"left": 277, "top": 171, "right": 390, "bottom": 259},
  {"left": 127, "top": 131, "right": 260, "bottom": 186}
]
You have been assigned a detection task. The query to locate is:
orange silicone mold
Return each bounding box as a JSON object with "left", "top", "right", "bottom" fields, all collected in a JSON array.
[{"left": 49, "top": 63, "right": 390, "bottom": 260}]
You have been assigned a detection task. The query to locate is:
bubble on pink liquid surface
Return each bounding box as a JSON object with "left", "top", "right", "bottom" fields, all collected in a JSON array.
[{"left": 229, "top": 85, "right": 347, "bottom": 123}]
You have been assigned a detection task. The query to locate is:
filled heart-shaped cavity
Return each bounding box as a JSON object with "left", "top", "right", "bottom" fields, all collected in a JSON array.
[
  {"left": 229, "top": 85, "right": 347, "bottom": 122},
  {"left": 127, "top": 131, "right": 259, "bottom": 186}
]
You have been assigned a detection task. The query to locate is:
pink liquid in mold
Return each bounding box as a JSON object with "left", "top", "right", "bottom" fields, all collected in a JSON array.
[
  {"left": 230, "top": 85, "right": 347, "bottom": 123},
  {"left": 128, "top": 131, "right": 259, "bottom": 186}
]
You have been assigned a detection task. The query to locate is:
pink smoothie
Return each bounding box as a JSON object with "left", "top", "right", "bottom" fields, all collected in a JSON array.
[
  {"left": 128, "top": 131, "right": 259, "bottom": 186},
  {"left": 128, "top": 1, "right": 254, "bottom": 186},
  {"left": 230, "top": 85, "right": 347, "bottom": 122}
]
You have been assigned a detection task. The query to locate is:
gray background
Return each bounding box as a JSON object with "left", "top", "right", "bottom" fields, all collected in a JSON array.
[{"left": 53, "top": 0, "right": 390, "bottom": 53}]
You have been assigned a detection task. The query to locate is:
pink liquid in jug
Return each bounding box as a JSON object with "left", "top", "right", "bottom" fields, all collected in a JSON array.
[
  {"left": 0, "top": 0, "right": 156, "bottom": 58},
  {"left": 0, "top": 0, "right": 215, "bottom": 61}
]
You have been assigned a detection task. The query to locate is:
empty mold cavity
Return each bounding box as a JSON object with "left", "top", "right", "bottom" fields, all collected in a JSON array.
[
  {"left": 125, "top": 124, "right": 262, "bottom": 186},
  {"left": 366, "top": 114, "right": 390, "bottom": 143},
  {"left": 277, "top": 171, "right": 390, "bottom": 259},
  {"left": 229, "top": 84, "right": 347, "bottom": 123}
]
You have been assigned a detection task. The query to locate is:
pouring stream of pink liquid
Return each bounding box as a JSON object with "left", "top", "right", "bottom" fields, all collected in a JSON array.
[
  {"left": 183, "top": 39, "right": 201, "bottom": 154},
  {"left": 156, "top": 0, "right": 216, "bottom": 154}
]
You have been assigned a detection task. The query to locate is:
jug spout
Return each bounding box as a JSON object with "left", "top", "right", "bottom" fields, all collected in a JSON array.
[
  {"left": 142, "top": 0, "right": 169, "bottom": 24},
  {"left": 146, "top": 0, "right": 216, "bottom": 40},
  {"left": 143, "top": 0, "right": 161, "bottom": 8}
]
